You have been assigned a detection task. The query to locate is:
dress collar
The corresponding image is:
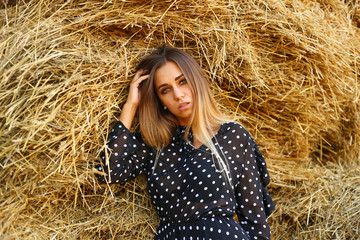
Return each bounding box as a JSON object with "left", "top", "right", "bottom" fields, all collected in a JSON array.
[{"left": 174, "top": 122, "right": 230, "bottom": 152}]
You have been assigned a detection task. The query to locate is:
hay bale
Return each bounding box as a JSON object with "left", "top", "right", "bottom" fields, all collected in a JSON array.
[
  {"left": 0, "top": 0, "right": 359, "bottom": 239},
  {"left": 268, "top": 161, "right": 360, "bottom": 239}
]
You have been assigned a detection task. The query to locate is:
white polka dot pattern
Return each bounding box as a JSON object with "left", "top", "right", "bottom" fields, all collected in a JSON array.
[{"left": 96, "top": 121, "right": 275, "bottom": 239}]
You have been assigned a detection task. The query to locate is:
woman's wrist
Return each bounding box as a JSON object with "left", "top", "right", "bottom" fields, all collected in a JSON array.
[
  {"left": 119, "top": 102, "right": 138, "bottom": 129},
  {"left": 123, "top": 101, "right": 138, "bottom": 110}
]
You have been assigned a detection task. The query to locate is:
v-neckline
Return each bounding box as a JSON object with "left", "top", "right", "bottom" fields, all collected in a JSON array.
[{"left": 187, "top": 124, "right": 224, "bottom": 150}]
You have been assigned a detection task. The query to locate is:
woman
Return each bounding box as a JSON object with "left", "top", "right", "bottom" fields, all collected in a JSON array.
[{"left": 96, "top": 46, "right": 275, "bottom": 240}]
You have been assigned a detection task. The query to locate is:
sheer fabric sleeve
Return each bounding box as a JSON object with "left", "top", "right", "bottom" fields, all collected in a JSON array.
[
  {"left": 235, "top": 133, "right": 275, "bottom": 240},
  {"left": 95, "top": 121, "right": 151, "bottom": 184}
]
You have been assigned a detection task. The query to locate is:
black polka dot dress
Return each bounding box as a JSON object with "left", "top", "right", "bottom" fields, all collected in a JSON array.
[{"left": 96, "top": 121, "right": 275, "bottom": 240}]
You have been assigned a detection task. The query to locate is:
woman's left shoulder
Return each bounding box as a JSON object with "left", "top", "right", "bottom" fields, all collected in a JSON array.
[{"left": 220, "top": 121, "right": 251, "bottom": 138}]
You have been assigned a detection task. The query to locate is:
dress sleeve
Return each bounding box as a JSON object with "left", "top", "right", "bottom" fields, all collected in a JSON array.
[
  {"left": 95, "top": 121, "right": 151, "bottom": 184},
  {"left": 235, "top": 132, "right": 275, "bottom": 240}
]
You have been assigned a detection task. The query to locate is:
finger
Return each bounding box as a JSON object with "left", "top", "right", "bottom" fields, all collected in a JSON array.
[
  {"left": 131, "top": 74, "right": 149, "bottom": 86},
  {"left": 133, "top": 69, "right": 148, "bottom": 80},
  {"left": 133, "top": 70, "right": 143, "bottom": 79}
]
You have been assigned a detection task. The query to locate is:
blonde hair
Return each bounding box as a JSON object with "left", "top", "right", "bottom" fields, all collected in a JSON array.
[{"left": 137, "top": 46, "right": 232, "bottom": 186}]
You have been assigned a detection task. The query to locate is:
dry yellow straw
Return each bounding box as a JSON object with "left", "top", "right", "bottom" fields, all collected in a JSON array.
[{"left": 1, "top": 0, "right": 359, "bottom": 239}]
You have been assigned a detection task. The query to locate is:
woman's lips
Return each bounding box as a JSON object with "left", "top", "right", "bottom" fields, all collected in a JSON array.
[{"left": 178, "top": 102, "right": 190, "bottom": 111}]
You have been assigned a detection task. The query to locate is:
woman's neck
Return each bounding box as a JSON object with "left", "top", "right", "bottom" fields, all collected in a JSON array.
[{"left": 192, "top": 125, "right": 221, "bottom": 149}]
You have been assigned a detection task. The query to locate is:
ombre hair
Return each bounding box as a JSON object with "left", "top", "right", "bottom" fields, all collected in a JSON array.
[{"left": 137, "top": 46, "right": 232, "bottom": 185}]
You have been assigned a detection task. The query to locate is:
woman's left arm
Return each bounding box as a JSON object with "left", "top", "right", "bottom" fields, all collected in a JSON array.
[{"left": 234, "top": 133, "right": 275, "bottom": 240}]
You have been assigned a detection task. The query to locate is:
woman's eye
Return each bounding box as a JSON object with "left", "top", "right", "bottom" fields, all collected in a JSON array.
[
  {"left": 161, "top": 88, "right": 170, "bottom": 94},
  {"left": 179, "top": 79, "right": 187, "bottom": 85}
]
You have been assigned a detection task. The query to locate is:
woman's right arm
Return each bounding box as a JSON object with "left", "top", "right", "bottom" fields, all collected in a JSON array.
[
  {"left": 95, "top": 70, "right": 150, "bottom": 184},
  {"left": 119, "top": 69, "right": 149, "bottom": 129},
  {"left": 95, "top": 121, "right": 151, "bottom": 184}
]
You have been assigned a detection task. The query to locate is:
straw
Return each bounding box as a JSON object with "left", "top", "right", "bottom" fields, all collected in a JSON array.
[{"left": 1, "top": 0, "right": 359, "bottom": 239}]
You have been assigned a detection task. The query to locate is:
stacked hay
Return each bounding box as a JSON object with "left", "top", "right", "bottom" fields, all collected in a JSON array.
[{"left": 1, "top": 0, "right": 359, "bottom": 239}]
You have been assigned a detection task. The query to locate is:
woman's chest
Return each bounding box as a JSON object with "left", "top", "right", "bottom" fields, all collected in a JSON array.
[{"left": 146, "top": 148, "right": 233, "bottom": 201}]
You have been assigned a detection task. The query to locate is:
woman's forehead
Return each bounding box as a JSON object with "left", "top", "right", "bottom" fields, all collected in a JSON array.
[{"left": 154, "top": 61, "right": 183, "bottom": 86}]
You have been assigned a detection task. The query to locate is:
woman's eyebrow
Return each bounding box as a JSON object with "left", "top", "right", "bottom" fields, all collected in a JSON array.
[
  {"left": 157, "top": 84, "right": 167, "bottom": 90},
  {"left": 175, "top": 74, "right": 184, "bottom": 80},
  {"left": 157, "top": 74, "right": 184, "bottom": 90}
]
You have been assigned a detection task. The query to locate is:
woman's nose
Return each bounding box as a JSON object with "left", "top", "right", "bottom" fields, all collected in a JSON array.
[{"left": 173, "top": 87, "right": 184, "bottom": 100}]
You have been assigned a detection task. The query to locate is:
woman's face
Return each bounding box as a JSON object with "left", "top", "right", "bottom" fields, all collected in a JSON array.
[{"left": 154, "top": 61, "right": 194, "bottom": 126}]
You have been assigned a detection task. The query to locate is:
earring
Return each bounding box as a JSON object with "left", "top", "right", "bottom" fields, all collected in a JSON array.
[{"left": 163, "top": 106, "right": 167, "bottom": 110}]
